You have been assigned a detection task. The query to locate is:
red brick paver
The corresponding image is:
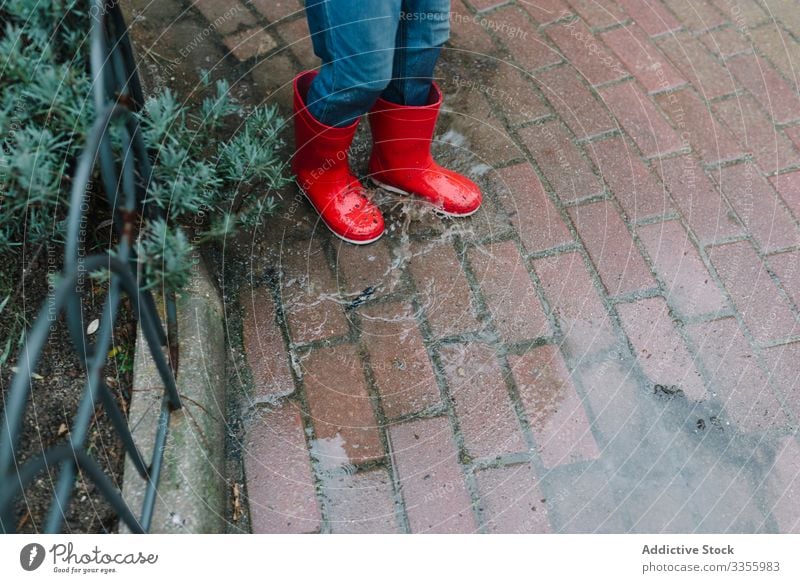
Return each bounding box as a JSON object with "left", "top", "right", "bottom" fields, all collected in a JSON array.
[
  {"left": 548, "top": 20, "right": 627, "bottom": 86},
  {"left": 661, "top": 0, "right": 726, "bottom": 33},
  {"left": 655, "top": 155, "right": 742, "bottom": 244},
  {"left": 301, "top": 344, "right": 384, "bottom": 465},
  {"left": 712, "top": 163, "right": 800, "bottom": 253},
  {"left": 687, "top": 318, "right": 789, "bottom": 432},
  {"left": 707, "top": 241, "right": 799, "bottom": 344},
  {"left": 727, "top": 54, "right": 800, "bottom": 125},
  {"left": 714, "top": 95, "right": 799, "bottom": 174},
  {"left": 770, "top": 171, "right": 800, "bottom": 220},
  {"left": 601, "top": 24, "right": 685, "bottom": 94},
  {"left": 749, "top": 27, "right": 800, "bottom": 93},
  {"left": 486, "top": 64, "right": 550, "bottom": 127},
  {"left": 765, "top": 2, "right": 800, "bottom": 34},
  {"left": 408, "top": 240, "right": 481, "bottom": 339},
  {"left": 636, "top": 219, "right": 728, "bottom": 317},
  {"left": 567, "top": 0, "right": 626, "bottom": 29},
  {"left": 388, "top": 416, "right": 477, "bottom": 533},
  {"left": 536, "top": 65, "right": 616, "bottom": 140},
  {"left": 616, "top": 296, "right": 707, "bottom": 401},
  {"left": 600, "top": 81, "right": 684, "bottom": 158},
  {"left": 241, "top": 284, "right": 295, "bottom": 400},
  {"left": 711, "top": 0, "right": 768, "bottom": 25},
  {"left": 519, "top": 120, "right": 604, "bottom": 202},
  {"left": 333, "top": 238, "right": 399, "bottom": 299},
  {"left": 440, "top": 343, "right": 527, "bottom": 459},
  {"left": 615, "top": 0, "right": 680, "bottom": 37},
  {"left": 323, "top": 469, "right": 400, "bottom": 533},
  {"left": 698, "top": 26, "right": 751, "bottom": 59},
  {"left": 767, "top": 251, "right": 800, "bottom": 310},
  {"left": 163, "top": 0, "right": 800, "bottom": 533},
  {"left": 443, "top": 84, "right": 520, "bottom": 167},
  {"left": 449, "top": 0, "right": 495, "bottom": 55},
  {"left": 469, "top": 240, "right": 550, "bottom": 343},
  {"left": 657, "top": 33, "right": 737, "bottom": 100},
  {"left": 569, "top": 200, "right": 657, "bottom": 296},
  {"left": 494, "top": 6, "right": 561, "bottom": 71},
  {"left": 587, "top": 135, "right": 671, "bottom": 222},
  {"left": 474, "top": 464, "right": 552, "bottom": 533},
  {"left": 523, "top": 0, "right": 571, "bottom": 25},
  {"left": 495, "top": 163, "right": 572, "bottom": 253},
  {"left": 655, "top": 87, "right": 745, "bottom": 165},
  {"left": 509, "top": 345, "right": 600, "bottom": 468},
  {"left": 534, "top": 251, "right": 619, "bottom": 357},
  {"left": 359, "top": 301, "right": 441, "bottom": 419},
  {"left": 245, "top": 402, "right": 321, "bottom": 533},
  {"left": 468, "top": 0, "right": 511, "bottom": 12},
  {"left": 278, "top": 243, "right": 350, "bottom": 345},
  {"left": 761, "top": 341, "right": 800, "bottom": 421}
]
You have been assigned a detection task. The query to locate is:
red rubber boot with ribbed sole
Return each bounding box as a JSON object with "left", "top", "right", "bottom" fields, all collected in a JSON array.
[
  {"left": 367, "top": 83, "right": 482, "bottom": 217},
  {"left": 292, "top": 71, "right": 384, "bottom": 244}
]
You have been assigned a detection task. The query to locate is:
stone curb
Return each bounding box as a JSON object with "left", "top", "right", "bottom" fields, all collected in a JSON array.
[{"left": 121, "top": 257, "right": 228, "bottom": 533}]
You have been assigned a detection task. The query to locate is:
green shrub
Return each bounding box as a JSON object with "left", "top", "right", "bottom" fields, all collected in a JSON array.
[{"left": 0, "top": 0, "right": 290, "bottom": 339}]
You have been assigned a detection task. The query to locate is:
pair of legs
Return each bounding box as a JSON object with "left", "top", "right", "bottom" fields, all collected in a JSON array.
[
  {"left": 292, "top": 0, "right": 481, "bottom": 245},
  {"left": 304, "top": 0, "right": 451, "bottom": 126}
]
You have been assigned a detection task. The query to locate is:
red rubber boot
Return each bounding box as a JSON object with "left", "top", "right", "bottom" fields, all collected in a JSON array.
[
  {"left": 291, "top": 71, "right": 384, "bottom": 244},
  {"left": 367, "top": 83, "right": 482, "bottom": 217}
]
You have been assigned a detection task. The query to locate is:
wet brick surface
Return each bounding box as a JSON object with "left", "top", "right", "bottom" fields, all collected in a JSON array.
[{"left": 137, "top": 0, "right": 800, "bottom": 532}]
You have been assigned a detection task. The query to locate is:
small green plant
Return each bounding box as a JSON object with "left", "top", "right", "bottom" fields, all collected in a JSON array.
[
  {"left": 109, "top": 344, "right": 134, "bottom": 376},
  {"left": 134, "top": 74, "right": 291, "bottom": 288}
]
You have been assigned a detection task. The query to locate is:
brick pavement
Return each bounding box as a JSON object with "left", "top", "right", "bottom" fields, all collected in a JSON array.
[{"left": 135, "top": 0, "right": 800, "bottom": 533}]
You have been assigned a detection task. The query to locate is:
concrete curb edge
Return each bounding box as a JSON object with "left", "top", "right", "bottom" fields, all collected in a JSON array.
[{"left": 121, "top": 257, "right": 228, "bottom": 533}]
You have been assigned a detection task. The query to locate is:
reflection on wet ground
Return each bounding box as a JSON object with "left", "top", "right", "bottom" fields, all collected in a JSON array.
[
  {"left": 127, "top": 0, "right": 800, "bottom": 533},
  {"left": 227, "top": 116, "right": 798, "bottom": 532}
]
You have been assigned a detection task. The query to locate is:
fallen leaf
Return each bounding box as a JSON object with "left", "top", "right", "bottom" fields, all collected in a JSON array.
[
  {"left": 11, "top": 366, "right": 45, "bottom": 381},
  {"left": 232, "top": 483, "right": 241, "bottom": 522},
  {"left": 16, "top": 511, "right": 30, "bottom": 530}
]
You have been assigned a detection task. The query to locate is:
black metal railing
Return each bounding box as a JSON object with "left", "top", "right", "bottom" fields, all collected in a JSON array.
[{"left": 0, "top": 0, "right": 181, "bottom": 533}]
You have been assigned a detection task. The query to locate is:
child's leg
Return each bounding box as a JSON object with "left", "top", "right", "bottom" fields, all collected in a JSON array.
[
  {"left": 304, "top": 0, "right": 403, "bottom": 127},
  {"left": 381, "top": 0, "right": 451, "bottom": 106},
  {"left": 365, "top": 0, "right": 481, "bottom": 217}
]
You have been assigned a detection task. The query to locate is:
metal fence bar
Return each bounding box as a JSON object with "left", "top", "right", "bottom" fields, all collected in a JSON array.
[{"left": 0, "top": 0, "right": 181, "bottom": 534}]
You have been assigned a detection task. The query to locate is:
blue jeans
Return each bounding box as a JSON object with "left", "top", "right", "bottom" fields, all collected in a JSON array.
[{"left": 304, "top": 0, "right": 451, "bottom": 127}]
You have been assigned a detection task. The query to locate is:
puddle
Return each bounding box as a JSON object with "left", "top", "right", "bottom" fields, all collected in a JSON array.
[{"left": 309, "top": 433, "right": 356, "bottom": 473}]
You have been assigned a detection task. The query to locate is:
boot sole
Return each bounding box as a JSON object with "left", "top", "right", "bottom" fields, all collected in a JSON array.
[
  {"left": 369, "top": 178, "right": 481, "bottom": 218},
  {"left": 296, "top": 185, "right": 384, "bottom": 246}
]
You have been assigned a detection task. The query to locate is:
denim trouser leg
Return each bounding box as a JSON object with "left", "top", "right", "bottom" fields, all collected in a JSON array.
[
  {"left": 304, "top": 0, "right": 451, "bottom": 127},
  {"left": 304, "top": 0, "right": 401, "bottom": 127},
  {"left": 382, "top": 0, "right": 451, "bottom": 106}
]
